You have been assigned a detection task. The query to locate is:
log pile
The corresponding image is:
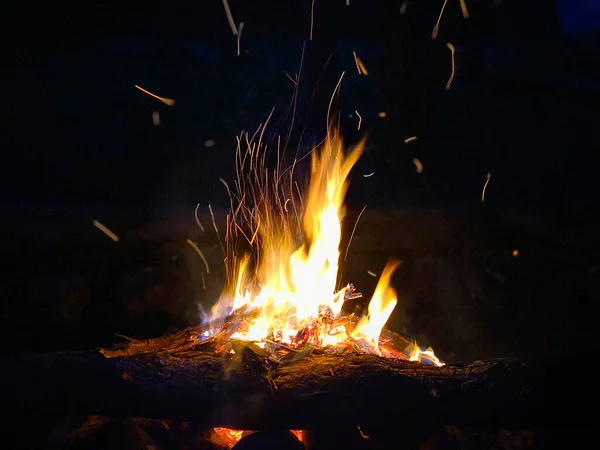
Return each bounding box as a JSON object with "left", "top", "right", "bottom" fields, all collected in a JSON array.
[{"left": 3, "top": 321, "right": 598, "bottom": 432}]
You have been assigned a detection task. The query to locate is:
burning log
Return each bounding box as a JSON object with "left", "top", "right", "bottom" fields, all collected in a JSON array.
[{"left": 3, "top": 329, "right": 596, "bottom": 430}]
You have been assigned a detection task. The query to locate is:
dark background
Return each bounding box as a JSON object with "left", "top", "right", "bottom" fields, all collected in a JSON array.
[{"left": 2, "top": 0, "right": 600, "bottom": 364}]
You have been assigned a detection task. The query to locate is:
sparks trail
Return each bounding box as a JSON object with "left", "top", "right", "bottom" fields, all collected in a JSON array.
[
  {"left": 209, "top": 204, "right": 226, "bottom": 257},
  {"left": 92, "top": 220, "right": 119, "bottom": 242},
  {"left": 326, "top": 73, "right": 346, "bottom": 143},
  {"left": 310, "top": 0, "right": 315, "bottom": 40},
  {"left": 481, "top": 172, "right": 492, "bottom": 202},
  {"left": 432, "top": 0, "right": 449, "bottom": 40},
  {"left": 344, "top": 205, "right": 367, "bottom": 262},
  {"left": 134, "top": 85, "right": 175, "bottom": 106},
  {"left": 355, "top": 110, "right": 363, "bottom": 130},
  {"left": 187, "top": 239, "right": 210, "bottom": 274},
  {"left": 459, "top": 0, "right": 470, "bottom": 19},
  {"left": 222, "top": 0, "right": 238, "bottom": 35},
  {"left": 194, "top": 204, "right": 205, "bottom": 232},
  {"left": 413, "top": 158, "right": 423, "bottom": 173},
  {"left": 445, "top": 42, "right": 456, "bottom": 90},
  {"left": 236, "top": 22, "right": 244, "bottom": 56},
  {"left": 352, "top": 51, "right": 368, "bottom": 75}
]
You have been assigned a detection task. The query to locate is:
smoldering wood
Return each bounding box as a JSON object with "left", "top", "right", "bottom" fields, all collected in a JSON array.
[{"left": 3, "top": 324, "right": 596, "bottom": 430}]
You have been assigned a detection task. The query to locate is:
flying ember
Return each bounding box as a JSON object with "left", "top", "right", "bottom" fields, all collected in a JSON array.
[{"left": 202, "top": 124, "right": 442, "bottom": 366}]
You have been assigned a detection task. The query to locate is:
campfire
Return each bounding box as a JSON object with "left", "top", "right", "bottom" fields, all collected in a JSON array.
[
  {"left": 200, "top": 123, "right": 443, "bottom": 367},
  {"left": 8, "top": 122, "right": 571, "bottom": 450},
  {"left": 179, "top": 123, "right": 441, "bottom": 447}
]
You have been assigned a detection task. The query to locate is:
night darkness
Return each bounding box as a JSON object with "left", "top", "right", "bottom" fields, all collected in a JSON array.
[{"left": 2, "top": 1, "right": 600, "bottom": 447}]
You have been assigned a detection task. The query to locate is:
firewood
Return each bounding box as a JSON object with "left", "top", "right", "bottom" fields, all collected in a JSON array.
[{"left": 3, "top": 341, "right": 598, "bottom": 430}]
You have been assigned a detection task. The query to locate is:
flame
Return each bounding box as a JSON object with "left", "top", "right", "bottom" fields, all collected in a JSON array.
[
  {"left": 212, "top": 428, "right": 245, "bottom": 448},
  {"left": 204, "top": 124, "right": 441, "bottom": 361},
  {"left": 221, "top": 128, "right": 365, "bottom": 346},
  {"left": 350, "top": 260, "right": 400, "bottom": 352},
  {"left": 290, "top": 430, "right": 304, "bottom": 442},
  {"left": 212, "top": 428, "right": 303, "bottom": 448},
  {"left": 408, "top": 343, "right": 445, "bottom": 367}
]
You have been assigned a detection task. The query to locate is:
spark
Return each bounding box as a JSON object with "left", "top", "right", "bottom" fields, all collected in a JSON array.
[
  {"left": 284, "top": 198, "right": 291, "bottom": 212},
  {"left": 344, "top": 205, "right": 367, "bottom": 261},
  {"left": 194, "top": 204, "right": 205, "bottom": 232},
  {"left": 201, "top": 272, "right": 206, "bottom": 290},
  {"left": 352, "top": 51, "right": 368, "bottom": 75},
  {"left": 400, "top": 0, "right": 408, "bottom": 14},
  {"left": 363, "top": 172, "right": 375, "bottom": 178},
  {"left": 92, "top": 220, "right": 119, "bottom": 242},
  {"left": 357, "top": 426, "right": 370, "bottom": 440},
  {"left": 404, "top": 136, "right": 418, "bottom": 143},
  {"left": 222, "top": 0, "right": 238, "bottom": 35},
  {"left": 481, "top": 172, "right": 492, "bottom": 202},
  {"left": 152, "top": 111, "right": 160, "bottom": 126},
  {"left": 459, "top": 0, "right": 470, "bottom": 19},
  {"left": 248, "top": 216, "right": 260, "bottom": 245},
  {"left": 219, "top": 177, "right": 232, "bottom": 201},
  {"left": 134, "top": 85, "right": 175, "bottom": 106},
  {"left": 234, "top": 222, "right": 253, "bottom": 246},
  {"left": 355, "top": 110, "right": 362, "bottom": 130},
  {"left": 187, "top": 239, "right": 210, "bottom": 273},
  {"left": 204, "top": 140, "right": 216, "bottom": 148},
  {"left": 413, "top": 158, "right": 423, "bottom": 173},
  {"left": 445, "top": 42, "right": 456, "bottom": 90},
  {"left": 310, "top": 0, "right": 315, "bottom": 40},
  {"left": 326, "top": 72, "right": 346, "bottom": 142},
  {"left": 512, "top": 249, "right": 519, "bottom": 257},
  {"left": 237, "top": 22, "right": 244, "bottom": 56},
  {"left": 377, "top": 111, "right": 387, "bottom": 118},
  {"left": 367, "top": 270, "right": 377, "bottom": 277},
  {"left": 209, "top": 204, "right": 226, "bottom": 255},
  {"left": 284, "top": 72, "right": 297, "bottom": 84},
  {"left": 431, "top": 0, "right": 449, "bottom": 40}
]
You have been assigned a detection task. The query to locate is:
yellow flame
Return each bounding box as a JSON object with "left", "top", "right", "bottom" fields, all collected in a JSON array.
[
  {"left": 408, "top": 342, "right": 445, "bottom": 367},
  {"left": 207, "top": 125, "right": 440, "bottom": 359},
  {"left": 220, "top": 130, "right": 365, "bottom": 346},
  {"left": 351, "top": 260, "right": 400, "bottom": 352}
]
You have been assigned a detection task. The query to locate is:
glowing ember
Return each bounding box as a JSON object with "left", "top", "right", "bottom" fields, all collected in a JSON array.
[
  {"left": 202, "top": 124, "right": 443, "bottom": 365},
  {"left": 212, "top": 427, "right": 244, "bottom": 448},
  {"left": 212, "top": 428, "right": 304, "bottom": 449}
]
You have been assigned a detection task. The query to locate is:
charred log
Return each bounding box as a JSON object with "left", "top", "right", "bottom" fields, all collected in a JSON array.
[{"left": 3, "top": 328, "right": 597, "bottom": 430}]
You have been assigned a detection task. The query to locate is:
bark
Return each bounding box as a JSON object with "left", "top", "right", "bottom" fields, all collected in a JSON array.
[{"left": 3, "top": 327, "right": 596, "bottom": 430}]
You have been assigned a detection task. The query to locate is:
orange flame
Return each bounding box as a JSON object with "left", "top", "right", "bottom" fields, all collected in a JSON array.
[
  {"left": 350, "top": 260, "right": 400, "bottom": 352},
  {"left": 212, "top": 428, "right": 303, "bottom": 448},
  {"left": 212, "top": 428, "right": 245, "bottom": 448},
  {"left": 205, "top": 124, "right": 442, "bottom": 362}
]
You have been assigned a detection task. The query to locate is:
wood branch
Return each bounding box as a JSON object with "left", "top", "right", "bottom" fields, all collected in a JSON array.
[
  {"left": 3, "top": 342, "right": 597, "bottom": 430},
  {"left": 99, "top": 310, "right": 260, "bottom": 358}
]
